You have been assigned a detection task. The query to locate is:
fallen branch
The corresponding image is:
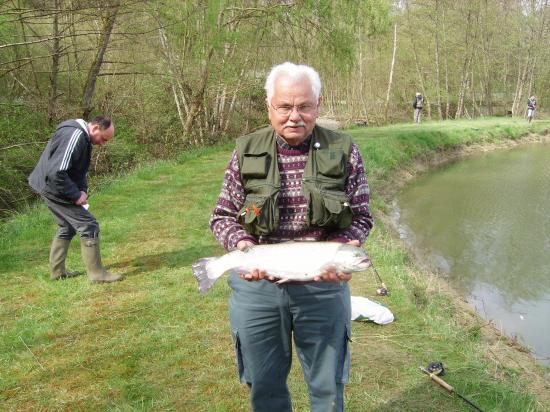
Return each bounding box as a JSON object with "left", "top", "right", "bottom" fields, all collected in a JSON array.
[{"left": 0, "top": 141, "right": 48, "bottom": 151}]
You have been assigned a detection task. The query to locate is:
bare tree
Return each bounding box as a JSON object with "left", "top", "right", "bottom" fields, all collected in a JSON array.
[
  {"left": 48, "top": 1, "right": 61, "bottom": 124},
  {"left": 81, "top": 3, "right": 120, "bottom": 118},
  {"left": 511, "top": 0, "right": 548, "bottom": 116},
  {"left": 432, "top": 0, "right": 443, "bottom": 119},
  {"left": 384, "top": 23, "right": 398, "bottom": 122},
  {"left": 455, "top": 4, "right": 479, "bottom": 118}
]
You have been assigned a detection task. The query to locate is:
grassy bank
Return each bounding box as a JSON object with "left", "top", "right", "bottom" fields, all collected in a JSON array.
[{"left": 1, "top": 118, "right": 549, "bottom": 411}]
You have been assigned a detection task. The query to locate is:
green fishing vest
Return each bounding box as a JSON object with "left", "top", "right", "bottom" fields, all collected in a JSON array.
[{"left": 235, "top": 125, "right": 353, "bottom": 236}]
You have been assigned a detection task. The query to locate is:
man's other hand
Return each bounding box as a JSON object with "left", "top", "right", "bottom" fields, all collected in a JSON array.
[
  {"left": 75, "top": 191, "right": 88, "bottom": 206},
  {"left": 314, "top": 239, "right": 359, "bottom": 282}
]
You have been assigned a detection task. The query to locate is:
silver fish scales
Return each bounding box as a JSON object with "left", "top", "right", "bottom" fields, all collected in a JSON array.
[{"left": 192, "top": 241, "right": 371, "bottom": 294}]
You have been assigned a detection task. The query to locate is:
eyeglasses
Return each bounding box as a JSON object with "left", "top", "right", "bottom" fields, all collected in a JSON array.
[{"left": 270, "top": 103, "right": 317, "bottom": 116}]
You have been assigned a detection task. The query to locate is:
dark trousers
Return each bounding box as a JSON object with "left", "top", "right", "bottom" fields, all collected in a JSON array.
[
  {"left": 414, "top": 108, "right": 422, "bottom": 123},
  {"left": 43, "top": 196, "right": 99, "bottom": 240},
  {"left": 228, "top": 272, "right": 352, "bottom": 412}
]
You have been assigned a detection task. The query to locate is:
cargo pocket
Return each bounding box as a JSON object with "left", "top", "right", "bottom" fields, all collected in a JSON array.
[
  {"left": 232, "top": 330, "right": 249, "bottom": 384},
  {"left": 336, "top": 326, "right": 352, "bottom": 384},
  {"left": 306, "top": 186, "right": 353, "bottom": 229},
  {"left": 241, "top": 152, "right": 269, "bottom": 179},
  {"left": 316, "top": 149, "right": 345, "bottom": 178},
  {"left": 237, "top": 192, "right": 279, "bottom": 236}
]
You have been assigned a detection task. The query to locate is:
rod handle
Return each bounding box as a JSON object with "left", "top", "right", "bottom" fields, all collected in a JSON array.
[{"left": 420, "top": 367, "right": 454, "bottom": 393}]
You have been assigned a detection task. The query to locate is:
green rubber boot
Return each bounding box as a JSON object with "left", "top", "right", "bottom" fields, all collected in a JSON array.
[
  {"left": 80, "top": 237, "right": 123, "bottom": 283},
  {"left": 50, "top": 238, "right": 82, "bottom": 280}
]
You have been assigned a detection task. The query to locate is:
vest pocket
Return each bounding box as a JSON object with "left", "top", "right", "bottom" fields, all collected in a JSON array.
[
  {"left": 307, "top": 187, "right": 353, "bottom": 229},
  {"left": 241, "top": 152, "right": 270, "bottom": 179},
  {"left": 316, "top": 149, "right": 345, "bottom": 178},
  {"left": 237, "top": 192, "right": 279, "bottom": 236}
]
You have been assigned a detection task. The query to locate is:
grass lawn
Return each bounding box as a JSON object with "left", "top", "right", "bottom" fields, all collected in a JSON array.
[{"left": 1, "top": 118, "right": 549, "bottom": 411}]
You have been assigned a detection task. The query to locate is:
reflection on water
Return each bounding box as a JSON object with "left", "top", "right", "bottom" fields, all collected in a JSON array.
[{"left": 395, "top": 142, "right": 550, "bottom": 366}]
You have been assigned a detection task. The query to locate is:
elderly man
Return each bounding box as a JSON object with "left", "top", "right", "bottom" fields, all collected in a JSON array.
[
  {"left": 210, "top": 62, "right": 373, "bottom": 411},
  {"left": 29, "top": 116, "right": 122, "bottom": 283}
]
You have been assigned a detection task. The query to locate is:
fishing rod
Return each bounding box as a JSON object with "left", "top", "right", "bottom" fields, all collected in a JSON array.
[
  {"left": 370, "top": 259, "right": 389, "bottom": 296},
  {"left": 420, "top": 362, "right": 485, "bottom": 412}
]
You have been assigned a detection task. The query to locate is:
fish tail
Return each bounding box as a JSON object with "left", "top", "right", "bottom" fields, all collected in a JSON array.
[{"left": 192, "top": 257, "right": 220, "bottom": 294}]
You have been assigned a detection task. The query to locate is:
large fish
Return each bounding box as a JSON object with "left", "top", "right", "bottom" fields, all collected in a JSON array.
[{"left": 192, "top": 241, "right": 371, "bottom": 294}]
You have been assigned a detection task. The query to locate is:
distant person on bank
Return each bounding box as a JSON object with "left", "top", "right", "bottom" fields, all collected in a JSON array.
[
  {"left": 527, "top": 95, "right": 537, "bottom": 123},
  {"left": 210, "top": 62, "right": 373, "bottom": 411},
  {"left": 412, "top": 92, "right": 424, "bottom": 123},
  {"left": 28, "top": 116, "right": 122, "bottom": 283}
]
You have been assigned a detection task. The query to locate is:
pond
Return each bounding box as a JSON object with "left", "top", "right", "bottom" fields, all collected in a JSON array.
[{"left": 393, "top": 142, "right": 550, "bottom": 366}]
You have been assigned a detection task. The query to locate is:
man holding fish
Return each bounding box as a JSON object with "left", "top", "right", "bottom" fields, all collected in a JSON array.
[{"left": 209, "top": 62, "right": 373, "bottom": 411}]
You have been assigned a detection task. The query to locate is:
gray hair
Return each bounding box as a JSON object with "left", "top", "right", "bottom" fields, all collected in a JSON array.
[{"left": 264, "top": 62, "right": 322, "bottom": 104}]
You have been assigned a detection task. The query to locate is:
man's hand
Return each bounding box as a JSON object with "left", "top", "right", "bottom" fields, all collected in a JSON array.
[
  {"left": 75, "top": 191, "right": 88, "bottom": 206},
  {"left": 236, "top": 240, "right": 255, "bottom": 251},
  {"left": 240, "top": 267, "right": 275, "bottom": 282},
  {"left": 236, "top": 240, "right": 276, "bottom": 282},
  {"left": 313, "top": 240, "right": 360, "bottom": 283}
]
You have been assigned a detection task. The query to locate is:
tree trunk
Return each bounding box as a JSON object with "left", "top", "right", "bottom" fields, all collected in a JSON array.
[
  {"left": 157, "top": 24, "right": 188, "bottom": 132},
  {"left": 48, "top": 1, "right": 61, "bottom": 125},
  {"left": 384, "top": 23, "right": 397, "bottom": 123},
  {"left": 433, "top": 0, "right": 443, "bottom": 120},
  {"left": 17, "top": 0, "right": 42, "bottom": 97},
  {"left": 357, "top": 39, "right": 369, "bottom": 124},
  {"left": 455, "top": 8, "right": 477, "bottom": 119},
  {"left": 480, "top": 0, "right": 493, "bottom": 116},
  {"left": 81, "top": 4, "right": 120, "bottom": 119},
  {"left": 512, "top": 52, "right": 530, "bottom": 116},
  {"left": 442, "top": 7, "right": 450, "bottom": 119},
  {"left": 183, "top": 47, "right": 214, "bottom": 144},
  {"left": 405, "top": 2, "right": 430, "bottom": 120}
]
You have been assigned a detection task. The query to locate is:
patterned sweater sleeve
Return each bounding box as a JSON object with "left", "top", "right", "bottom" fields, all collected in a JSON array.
[
  {"left": 209, "top": 150, "right": 258, "bottom": 251},
  {"left": 326, "top": 143, "right": 374, "bottom": 245}
]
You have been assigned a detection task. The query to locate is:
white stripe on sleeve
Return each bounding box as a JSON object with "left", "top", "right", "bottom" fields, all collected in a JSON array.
[{"left": 59, "top": 130, "right": 82, "bottom": 171}]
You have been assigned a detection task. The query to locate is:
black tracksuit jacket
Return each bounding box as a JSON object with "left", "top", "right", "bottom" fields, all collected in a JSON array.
[{"left": 28, "top": 120, "right": 92, "bottom": 204}]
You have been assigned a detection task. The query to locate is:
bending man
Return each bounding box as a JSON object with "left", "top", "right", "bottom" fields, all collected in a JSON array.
[{"left": 29, "top": 116, "right": 122, "bottom": 283}]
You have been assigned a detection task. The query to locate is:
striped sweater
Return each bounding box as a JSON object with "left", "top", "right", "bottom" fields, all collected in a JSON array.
[{"left": 210, "top": 134, "right": 373, "bottom": 251}]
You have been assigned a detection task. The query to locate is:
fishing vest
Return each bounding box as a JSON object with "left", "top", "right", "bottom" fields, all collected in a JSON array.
[{"left": 235, "top": 125, "right": 353, "bottom": 236}]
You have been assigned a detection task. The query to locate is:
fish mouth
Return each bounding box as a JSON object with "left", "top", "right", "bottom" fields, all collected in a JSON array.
[{"left": 359, "top": 258, "right": 372, "bottom": 268}]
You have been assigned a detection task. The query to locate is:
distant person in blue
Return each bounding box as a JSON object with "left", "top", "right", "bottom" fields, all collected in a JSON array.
[
  {"left": 412, "top": 92, "right": 424, "bottom": 123},
  {"left": 28, "top": 116, "right": 123, "bottom": 283},
  {"left": 527, "top": 95, "right": 537, "bottom": 123}
]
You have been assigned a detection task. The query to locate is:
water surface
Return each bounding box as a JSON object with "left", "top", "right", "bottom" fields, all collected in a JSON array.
[{"left": 394, "top": 142, "right": 550, "bottom": 366}]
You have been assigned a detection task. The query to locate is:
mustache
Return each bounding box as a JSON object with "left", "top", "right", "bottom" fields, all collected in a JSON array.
[{"left": 284, "top": 121, "right": 306, "bottom": 128}]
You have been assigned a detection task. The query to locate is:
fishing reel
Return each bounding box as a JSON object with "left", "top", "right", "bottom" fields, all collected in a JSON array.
[
  {"left": 420, "top": 361, "right": 485, "bottom": 412},
  {"left": 426, "top": 361, "right": 445, "bottom": 376},
  {"left": 372, "top": 264, "right": 389, "bottom": 296},
  {"left": 376, "top": 286, "right": 389, "bottom": 296}
]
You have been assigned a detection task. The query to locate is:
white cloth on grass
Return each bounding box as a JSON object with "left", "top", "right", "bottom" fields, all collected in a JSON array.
[{"left": 351, "top": 296, "right": 394, "bottom": 325}]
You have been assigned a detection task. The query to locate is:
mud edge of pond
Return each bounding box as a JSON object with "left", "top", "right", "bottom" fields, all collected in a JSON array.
[{"left": 374, "top": 131, "right": 550, "bottom": 401}]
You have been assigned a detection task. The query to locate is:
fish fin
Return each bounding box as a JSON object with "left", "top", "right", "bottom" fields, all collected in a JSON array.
[
  {"left": 275, "top": 278, "right": 290, "bottom": 284},
  {"left": 191, "top": 258, "right": 220, "bottom": 295}
]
